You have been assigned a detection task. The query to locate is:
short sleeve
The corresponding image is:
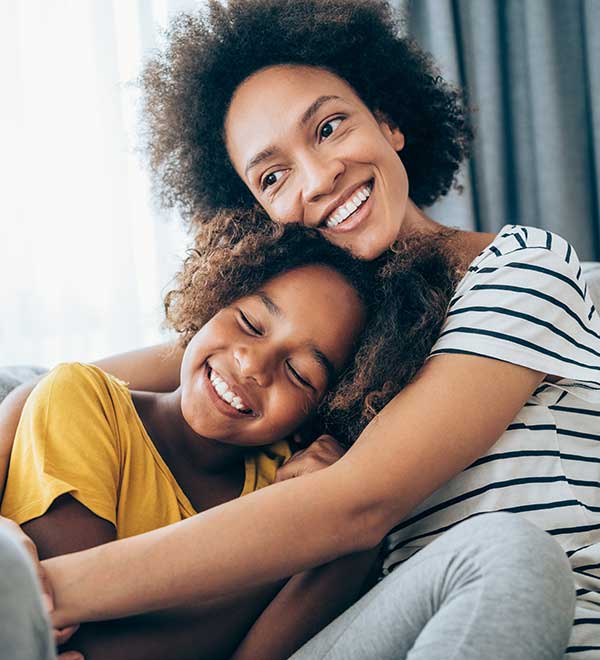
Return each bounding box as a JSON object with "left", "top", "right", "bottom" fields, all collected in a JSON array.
[
  {"left": 429, "top": 239, "right": 600, "bottom": 392},
  {"left": 242, "top": 439, "right": 292, "bottom": 494},
  {"left": 1, "top": 363, "right": 121, "bottom": 526}
]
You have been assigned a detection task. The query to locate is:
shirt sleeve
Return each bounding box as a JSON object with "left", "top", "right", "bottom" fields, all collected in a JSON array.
[
  {"left": 429, "top": 242, "right": 600, "bottom": 394},
  {"left": 1, "top": 363, "right": 121, "bottom": 526}
]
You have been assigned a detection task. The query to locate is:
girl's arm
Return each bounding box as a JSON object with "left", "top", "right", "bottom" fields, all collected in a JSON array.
[
  {"left": 230, "top": 546, "right": 381, "bottom": 660},
  {"left": 0, "top": 341, "right": 183, "bottom": 497},
  {"left": 45, "top": 352, "right": 544, "bottom": 627}
]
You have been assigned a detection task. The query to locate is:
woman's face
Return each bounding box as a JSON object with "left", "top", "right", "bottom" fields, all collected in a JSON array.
[
  {"left": 180, "top": 264, "right": 365, "bottom": 446},
  {"left": 225, "top": 65, "right": 409, "bottom": 260}
]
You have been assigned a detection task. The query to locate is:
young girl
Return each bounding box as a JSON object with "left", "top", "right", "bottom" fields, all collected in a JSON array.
[
  {"left": 0, "top": 1, "right": 580, "bottom": 658},
  {"left": 2, "top": 220, "right": 392, "bottom": 659}
]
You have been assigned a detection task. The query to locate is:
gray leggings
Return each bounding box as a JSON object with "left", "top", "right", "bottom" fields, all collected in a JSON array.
[
  {"left": 291, "top": 512, "right": 575, "bottom": 660},
  {"left": 0, "top": 513, "right": 574, "bottom": 660}
]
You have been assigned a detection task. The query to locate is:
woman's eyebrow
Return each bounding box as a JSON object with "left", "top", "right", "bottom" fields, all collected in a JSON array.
[
  {"left": 245, "top": 146, "right": 281, "bottom": 177},
  {"left": 300, "top": 95, "right": 342, "bottom": 126},
  {"left": 244, "top": 95, "right": 343, "bottom": 177}
]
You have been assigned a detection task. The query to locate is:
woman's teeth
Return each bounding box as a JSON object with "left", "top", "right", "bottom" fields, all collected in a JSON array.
[
  {"left": 209, "top": 369, "right": 250, "bottom": 412},
  {"left": 325, "top": 184, "right": 372, "bottom": 228}
]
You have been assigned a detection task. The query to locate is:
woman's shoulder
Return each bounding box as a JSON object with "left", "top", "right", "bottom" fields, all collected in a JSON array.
[
  {"left": 457, "top": 224, "right": 586, "bottom": 302},
  {"left": 469, "top": 224, "right": 578, "bottom": 272},
  {"left": 431, "top": 224, "right": 599, "bottom": 387}
]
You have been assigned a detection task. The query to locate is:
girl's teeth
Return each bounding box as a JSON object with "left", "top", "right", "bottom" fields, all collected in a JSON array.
[{"left": 209, "top": 369, "right": 249, "bottom": 412}]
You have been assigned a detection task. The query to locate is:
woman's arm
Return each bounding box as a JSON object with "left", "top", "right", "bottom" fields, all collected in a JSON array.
[
  {"left": 45, "top": 352, "right": 544, "bottom": 627},
  {"left": 0, "top": 341, "right": 183, "bottom": 497}
]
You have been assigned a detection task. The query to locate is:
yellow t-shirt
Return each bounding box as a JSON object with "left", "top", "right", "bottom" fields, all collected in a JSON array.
[{"left": 1, "top": 363, "right": 291, "bottom": 538}]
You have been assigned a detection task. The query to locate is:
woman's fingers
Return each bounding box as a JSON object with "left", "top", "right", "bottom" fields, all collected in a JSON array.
[
  {"left": 58, "top": 652, "right": 84, "bottom": 660},
  {"left": 55, "top": 624, "right": 80, "bottom": 645},
  {"left": 275, "top": 434, "right": 345, "bottom": 482}
]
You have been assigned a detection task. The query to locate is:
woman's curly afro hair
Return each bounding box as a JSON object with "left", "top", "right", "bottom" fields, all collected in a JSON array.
[
  {"left": 142, "top": 0, "right": 472, "bottom": 223},
  {"left": 165, "top": 208, "right": 461, "bottom": 445}
]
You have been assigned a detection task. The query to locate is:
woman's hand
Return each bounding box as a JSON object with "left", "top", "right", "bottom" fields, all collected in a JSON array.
[
  {"left": 275, "top": 434, "right": 345, "bottom": 482},
  {"left": 0, "top": 517, "right": 81, "bottom": 655}
]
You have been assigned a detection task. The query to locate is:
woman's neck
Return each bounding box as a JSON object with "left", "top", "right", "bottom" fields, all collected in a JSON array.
[
  {"left": 401, "top": 199, "right": 497, "bottom": 272},
  {"left": 131, "top": 389, "right": 245, "bottom": 475}
]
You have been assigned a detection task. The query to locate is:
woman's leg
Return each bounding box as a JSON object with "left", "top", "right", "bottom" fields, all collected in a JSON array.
[
  {"left": 0, "top": 526, "right": 56, "bottom": 660},
  {"left": 290, "top": 512, "right": 574, "bottom": 660}
]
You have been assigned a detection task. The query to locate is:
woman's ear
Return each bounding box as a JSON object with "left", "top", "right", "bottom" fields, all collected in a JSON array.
[{"left": 374, "top": 110, "right": 405, "bottom": 152}]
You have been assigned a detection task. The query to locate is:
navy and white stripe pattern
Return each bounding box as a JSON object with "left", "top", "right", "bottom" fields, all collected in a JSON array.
[{"left": 381, "top": 225, "right": 600, "bottom": 656}]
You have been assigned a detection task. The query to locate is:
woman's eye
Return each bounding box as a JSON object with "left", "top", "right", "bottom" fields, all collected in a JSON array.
[
  {"left": 261, "top": 170, "right": 284, "bottom": 190},
  {"left": 319, "top": 117, "right": 343, "bottom": 141},
  {"left": 239, "top": 311, "right": 261, "bottom": 335},
  {"left": 286, "top": 361, "right": 314, "bottom": 390}
]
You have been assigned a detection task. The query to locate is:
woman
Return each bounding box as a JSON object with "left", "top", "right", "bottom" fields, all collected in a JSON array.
[{"left": 0, "top": 1, "right": 581, "bottom": 658}]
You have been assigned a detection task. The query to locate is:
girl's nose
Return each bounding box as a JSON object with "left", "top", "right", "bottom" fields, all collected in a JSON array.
[{"left": 234, "top": 345, "right": 273, "bottom": 387}]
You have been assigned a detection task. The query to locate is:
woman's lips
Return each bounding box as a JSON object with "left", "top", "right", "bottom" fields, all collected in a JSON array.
[{"left": 322, "top": 181, "right": 374, "bottom": 235}]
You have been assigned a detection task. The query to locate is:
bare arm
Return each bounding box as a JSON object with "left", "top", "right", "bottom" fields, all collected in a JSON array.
[
  {"left": 27, "top": 495, "right": 287, "bottom": 660},
  {"left": 0, "top": 341, "right": 183, "bottom": 498},
  {"left": 231, "top": 546, "right": 381, "bottom": 660},
  {"left": 46, "top": 353, "right": 544, "bottom": 627}
]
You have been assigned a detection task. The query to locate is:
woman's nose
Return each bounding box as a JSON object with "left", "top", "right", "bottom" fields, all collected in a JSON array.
[
  {"left": 234, "top": 346, "right": 273, "bottom": 387},
  {"left": 301, "top": 154, "right": 345, "bottom": 209}
]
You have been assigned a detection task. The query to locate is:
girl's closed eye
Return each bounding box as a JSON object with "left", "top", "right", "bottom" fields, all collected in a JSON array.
[
  {"left": 239, "top": 310, "right": 262, "bottom": 335},
  {"left": 318, "top": 116, "right": 343, "bottom": 142},
  {"left": 286, "top": 360, "right": 315, "bottom": 392}
]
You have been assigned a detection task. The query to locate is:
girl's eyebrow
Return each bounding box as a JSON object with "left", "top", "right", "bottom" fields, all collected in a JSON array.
[{"left": 244, "top": 95, "right": 343, "bottom": 177}]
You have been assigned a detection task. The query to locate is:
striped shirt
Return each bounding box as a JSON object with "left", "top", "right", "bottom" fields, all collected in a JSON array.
[{"left": 381, "top": 225, "right": 600, "bottom": 657}]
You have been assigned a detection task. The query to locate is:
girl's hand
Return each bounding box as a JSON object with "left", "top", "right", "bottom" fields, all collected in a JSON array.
[
  {"left": 275, "top": 435, "right": 345, "bottom": 482},
  {"left": 0, "top": 517, "right": 81, "bottom": 652}
]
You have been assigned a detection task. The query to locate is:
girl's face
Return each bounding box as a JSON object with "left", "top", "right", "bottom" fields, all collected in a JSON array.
[
  {"left": 225, "top": 65, "right": 409, "bottom": 260},
  {"left": 180, "top": 264, "right": 365, "bottom": 446}
]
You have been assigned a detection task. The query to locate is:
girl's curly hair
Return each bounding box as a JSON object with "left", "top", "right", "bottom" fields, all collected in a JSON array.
[
  {"left": 165, "top": 209, "right": 461, "bottom": 445},
  {"left": 141, "top": 0, "right": 472, "bottom": 223}
]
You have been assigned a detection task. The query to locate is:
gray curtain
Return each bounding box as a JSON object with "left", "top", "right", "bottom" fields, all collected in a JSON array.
[{"left": 403, "top": 0, "right": 600, "bottom": 260}]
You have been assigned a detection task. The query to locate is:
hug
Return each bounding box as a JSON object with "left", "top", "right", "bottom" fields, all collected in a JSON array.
[{"left": 1, "top": 0, "right": 596, "bottom": 658}]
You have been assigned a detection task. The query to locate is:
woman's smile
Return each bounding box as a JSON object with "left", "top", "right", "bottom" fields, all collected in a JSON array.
[{"left": 321, "top": 180, "right": 373, "bottom": 232}]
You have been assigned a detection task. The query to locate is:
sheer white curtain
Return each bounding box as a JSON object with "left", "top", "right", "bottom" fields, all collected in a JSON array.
[{"left": 0, "top": 0, "right": 204, "bottom": 367}]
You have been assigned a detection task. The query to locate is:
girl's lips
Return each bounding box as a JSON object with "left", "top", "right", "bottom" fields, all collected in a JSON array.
[
  {"left": 203, "top": 364, "right": 253, "bottom": 420},
  {"left": 322, "top": 181, "right": 374, "bottom": 235}
]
